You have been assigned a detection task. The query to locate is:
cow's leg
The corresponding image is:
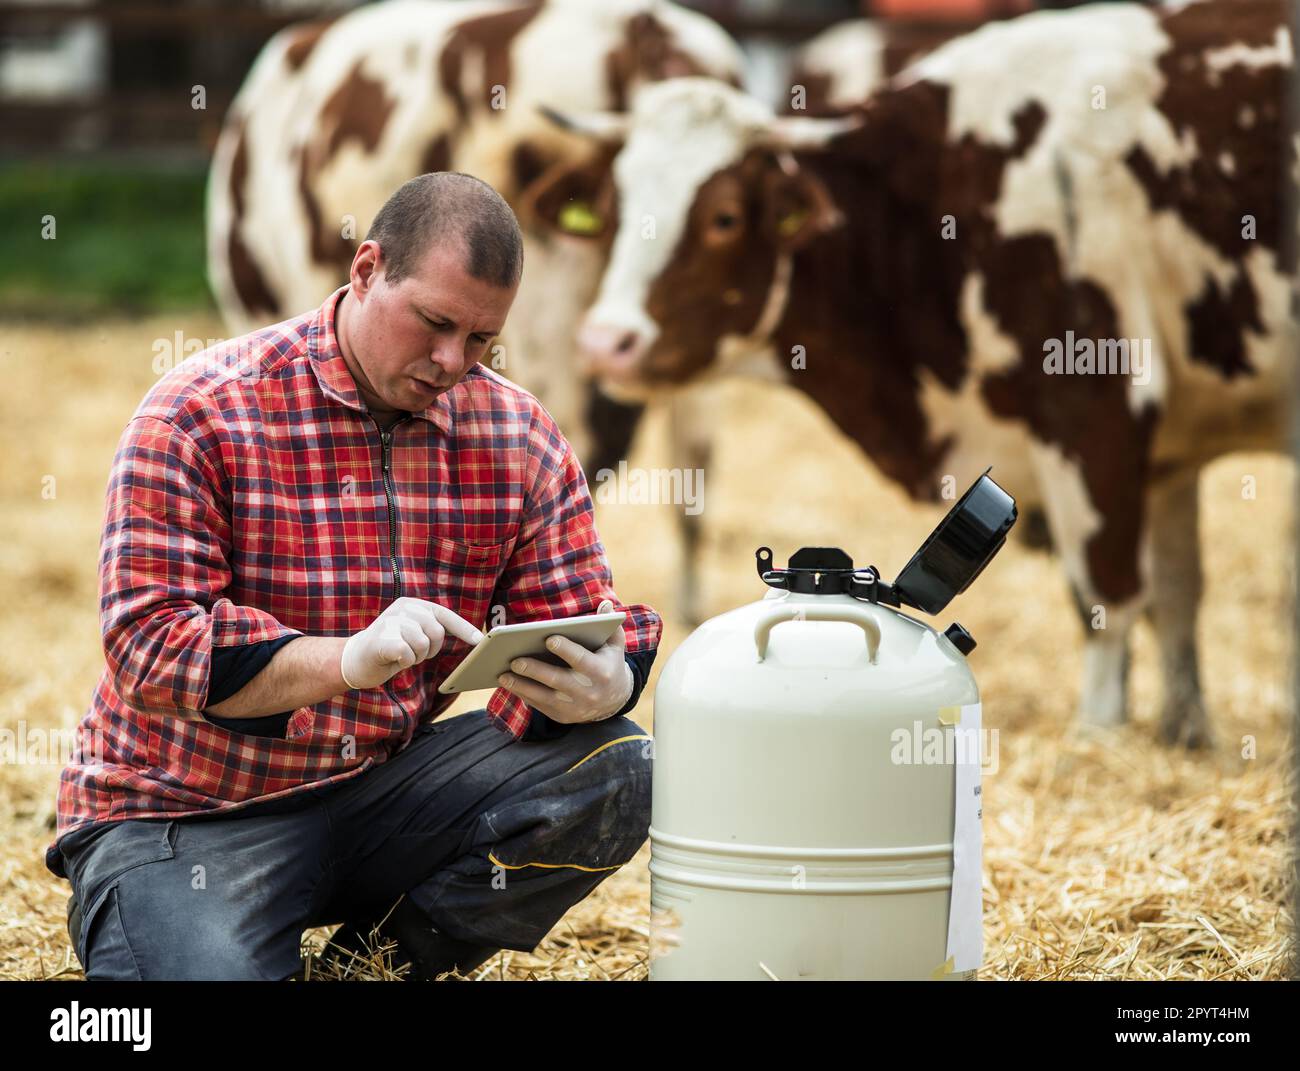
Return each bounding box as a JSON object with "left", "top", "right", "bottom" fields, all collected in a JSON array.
[
  {"left": 667, "top": 386, "right": 716, "bottom": 628},
  {"left": 1029, "top": 442, "right": 1146, "bottom": 730},
  {"left": 1143, "top": 467, "right": 1212, "bottom": 749},
  {"left": 584, "top": 380, "right": 646, "bottom": 479},
  {"left": 1076, "top": 597, "right": 1141, "bottom": 730}
]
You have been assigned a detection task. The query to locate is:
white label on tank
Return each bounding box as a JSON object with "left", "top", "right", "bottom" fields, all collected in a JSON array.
[{"left": 946, "top": 701, "right": 983, "bottom": 973}]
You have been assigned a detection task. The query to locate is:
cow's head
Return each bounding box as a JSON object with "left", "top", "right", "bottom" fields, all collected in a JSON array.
[{"left": 532, "top": 78, "right": 856, "bottom": 400}]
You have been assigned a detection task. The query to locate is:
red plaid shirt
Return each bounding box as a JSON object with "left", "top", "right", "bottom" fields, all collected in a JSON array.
[{"left": 46, "top": 284, "right": 661, "bottom": 876}]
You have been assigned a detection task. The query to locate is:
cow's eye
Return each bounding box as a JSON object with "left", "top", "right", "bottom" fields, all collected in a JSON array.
[{"left": 702, "top": 207, "right": 744, "bottom": 247}]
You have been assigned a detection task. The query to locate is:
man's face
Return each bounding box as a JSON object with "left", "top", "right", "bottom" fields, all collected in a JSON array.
[{"left": 341, "top": 240, "right": 518, "bottom": 416}]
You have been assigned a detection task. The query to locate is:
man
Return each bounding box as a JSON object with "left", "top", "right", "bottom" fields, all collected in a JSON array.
[{"left": 45, "top": 172, "right": 662, "bottom": 981}]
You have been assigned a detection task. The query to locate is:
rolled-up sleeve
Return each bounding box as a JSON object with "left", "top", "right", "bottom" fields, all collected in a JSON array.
[
  {"left": 485, "top": 414, "right": 662, "bottom": 739},
  {"left": 99, "top": 415, "right": 303, "bottom": 718}
]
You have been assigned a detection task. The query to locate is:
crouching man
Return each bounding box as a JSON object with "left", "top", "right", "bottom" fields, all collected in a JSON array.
[{"left": 45, "top": 172, "right": 660, "bottom": 981}]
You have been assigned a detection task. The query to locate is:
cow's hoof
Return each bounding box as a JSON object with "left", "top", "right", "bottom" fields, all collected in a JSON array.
[
  {"left": 677, "top": 597, "right": 706, "bottom": 631},
  {"left": 1015, "top": 506, "right": 1053, "bottom": 552},
  {"left": 1158, "top": 714, "right": 1214, "bottom": 751},
  {"left": 1071, "top": 719, "right": 1124, "bottom": 743},
  {"left": 1074, "top": 704, "right": 1129, "bottom": 732}
]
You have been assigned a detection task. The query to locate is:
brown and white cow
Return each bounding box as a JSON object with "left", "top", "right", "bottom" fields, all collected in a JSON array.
[
  {"left": 206, "top": 0, "right": 744, "bottom": 473},
  {"left": 537, "top": 0, "right": 1296, "bottom": 747},
  {"left": 642, "top": 17, "right": 981, "bottom": 627},
  {"left": 790, "top": 17, "right": 964, "bottom": 116}
]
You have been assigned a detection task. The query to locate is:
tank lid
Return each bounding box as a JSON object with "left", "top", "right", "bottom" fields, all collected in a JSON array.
[{"left": 755, "top": 468, "right": 1017, "bottom": 615}]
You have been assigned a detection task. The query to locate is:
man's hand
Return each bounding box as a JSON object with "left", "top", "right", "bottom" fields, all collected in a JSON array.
[
  {"left": 496, "top": 599, "right": 634, "bottom": 724},
  {"left": 341, "top": 597, "right": 485, "bottom": 690}
]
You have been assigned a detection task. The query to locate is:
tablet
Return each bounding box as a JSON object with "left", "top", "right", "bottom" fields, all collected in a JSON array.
[{"left": 437, "top": 610, "right": 627, "bottom": 694}]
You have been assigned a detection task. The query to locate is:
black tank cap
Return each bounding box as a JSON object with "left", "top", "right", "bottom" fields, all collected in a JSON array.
[{"left": 943, "top": 622, "right": 977, "bottom": 657}]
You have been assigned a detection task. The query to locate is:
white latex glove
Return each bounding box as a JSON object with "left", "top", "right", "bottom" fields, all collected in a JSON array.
[
  {"left": 495, "top": 599, "right": 635, "bottom": 724},
  {"left": 341, "top": 597, "right": 485, "bottom": 690}
]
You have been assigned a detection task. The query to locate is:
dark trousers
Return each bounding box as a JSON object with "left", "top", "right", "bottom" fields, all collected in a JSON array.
[{"left": 61, "top": 710, "right": 653, "bottom": 980}]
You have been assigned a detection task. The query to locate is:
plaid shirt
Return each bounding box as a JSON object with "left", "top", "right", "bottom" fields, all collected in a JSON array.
[{"left": 45, "top": 284, "right": 661, "bottom": 877}]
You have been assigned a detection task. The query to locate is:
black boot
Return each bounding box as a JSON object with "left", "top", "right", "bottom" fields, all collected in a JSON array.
[
  {"left": 328, "top": 896, "right": 499, "bottom": 981},
  {"left": 325, "top": 917, "right": 403, "bottom": 977}
]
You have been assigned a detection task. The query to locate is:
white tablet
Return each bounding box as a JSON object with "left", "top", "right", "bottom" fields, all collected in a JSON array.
[{"left": 437, "top": 610, "right": 627, "bottom": 694}]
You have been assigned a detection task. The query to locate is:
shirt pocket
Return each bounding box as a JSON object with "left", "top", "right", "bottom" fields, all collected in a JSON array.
[
  {"left": 424, "top": 534, "right": 512, "bottom": 632},
  {"left": 388, "top": 535, "right": 513, "bottom": 698}
]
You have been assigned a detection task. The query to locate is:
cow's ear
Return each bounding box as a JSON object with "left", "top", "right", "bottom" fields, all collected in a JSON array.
[
  {"left": 762, "top": 165, "right": 843, "bottom": 250},
  {"left": 518, "top": 154, "right": 616, "bottom": 240}
]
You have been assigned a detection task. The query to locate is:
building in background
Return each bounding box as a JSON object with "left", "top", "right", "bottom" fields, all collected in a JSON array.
[{"left": 0, "top": 0, "right": 359, "bottom": 156}]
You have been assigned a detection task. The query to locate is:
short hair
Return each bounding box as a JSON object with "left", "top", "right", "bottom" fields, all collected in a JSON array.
[{"left": 365, "top": 172, "right": 523, "bottom": 288}]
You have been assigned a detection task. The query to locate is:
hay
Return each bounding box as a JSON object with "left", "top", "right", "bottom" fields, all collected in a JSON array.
[{"left": 0, "top": 316, "right": 1293, "bottom": 980}]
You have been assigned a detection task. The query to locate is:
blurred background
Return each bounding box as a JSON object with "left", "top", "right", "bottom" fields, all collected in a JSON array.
[
  {"left": 0, "top": 0, "right": 1096, "bottom": 319},
  {"left": 0, "top": 0, "right": 1293, "bottom": 982}
]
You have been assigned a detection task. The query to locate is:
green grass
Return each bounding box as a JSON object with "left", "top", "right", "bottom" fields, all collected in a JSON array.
[{"left": 0, "top": 161, "right": 216, "bottom": 319}]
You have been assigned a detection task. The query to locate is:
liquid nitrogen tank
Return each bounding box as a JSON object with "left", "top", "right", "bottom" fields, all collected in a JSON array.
[{"left": 649, "top": 470, "right": 1017, "bottom": 980}]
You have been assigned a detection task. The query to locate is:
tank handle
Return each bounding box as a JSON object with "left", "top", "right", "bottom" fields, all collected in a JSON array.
[{"left": 753, "top": 603, "right": 883, "bottom": 664}]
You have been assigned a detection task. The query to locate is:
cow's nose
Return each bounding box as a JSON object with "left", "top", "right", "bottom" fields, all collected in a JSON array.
[{"left": 577, "top": 320, "right": 646, "bottom": 379}]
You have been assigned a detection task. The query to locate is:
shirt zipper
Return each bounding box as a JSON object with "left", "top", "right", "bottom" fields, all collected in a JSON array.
[
  {"left": 372, "top": 413, "right": 416, "bottom": 739},
  {"left": 372, "top": 414, "right": 412, "bottom": 600}
]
